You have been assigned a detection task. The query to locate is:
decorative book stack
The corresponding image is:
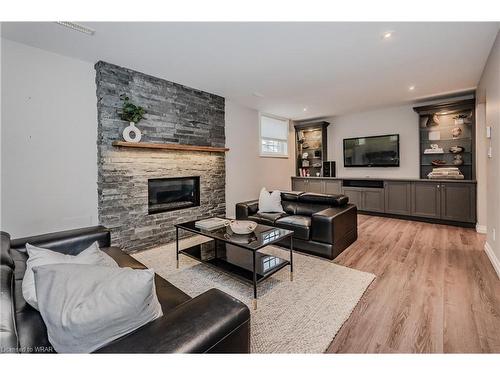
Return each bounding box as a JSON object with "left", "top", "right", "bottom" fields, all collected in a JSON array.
[
  {"left": 194, "top": 218, "right": 230, "bottom": 231},
  {"left": 427, "top": 167, "right": 464, "bottom": 180}
]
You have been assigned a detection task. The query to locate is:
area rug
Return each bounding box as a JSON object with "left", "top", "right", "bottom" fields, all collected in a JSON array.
[{"left": 132, "top": 236, "right": 375, "bottom": 353}]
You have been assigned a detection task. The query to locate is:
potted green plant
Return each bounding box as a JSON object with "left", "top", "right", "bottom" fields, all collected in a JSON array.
[{"left": 118, "top": 94, "right": 146, "bottom": 143}]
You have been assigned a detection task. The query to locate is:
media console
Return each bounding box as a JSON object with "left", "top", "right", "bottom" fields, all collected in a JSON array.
[{"left": 291, "top": 176, "right": 476, "bottom": 227}]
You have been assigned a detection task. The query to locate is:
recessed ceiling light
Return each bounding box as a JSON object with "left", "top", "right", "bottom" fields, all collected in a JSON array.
[
  {"left": 303, "top": 107, "right": 308, "bottom": 112},
  {"left": 55, "top": 22, "right": 95, "bottom": 36},
  {"left": 382, "top": 31, "right": 393, "bottom": 39},
  {"left": 409, "top": 85, "right": 416, "bottom": 91}
]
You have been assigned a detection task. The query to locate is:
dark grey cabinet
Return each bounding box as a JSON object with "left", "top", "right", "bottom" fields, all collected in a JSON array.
[
  {"left": 291, "top": 178, "right": 325, "bottom": 193},
  {"left": 324, "top": 180, "right": 342, "bottom": 194},
  {"left": 385, "top": 181, "right": 412, "bottom": 215},
  {"left": 411, "top": 182, "right": 441, "bottom": 219},
  {"left": 308, "top": 179, "right": 325, "bottom": 193},
  {"left": 342, "top": 187, "right": 384, "bottom": 212},
  {"left": 342, "top": 187, "right": 364, "bottom": 208},
  {"left": 291, "top": 177, "right": 476, "bottom": 226},
  {"left": 292, "top": 178, "right": 342, "bottom": 195},
  {"left": 292, "top": 178, "right": 308, "bottom": 191},
  {"left": 363, "top": 189, "right": 385, "bottom": 213},
  {"left": 411, "top": 181, "right": 476, "bottom": 223},
  {"left": 440, "top": 183, "right": 476, "bottom": 223}
]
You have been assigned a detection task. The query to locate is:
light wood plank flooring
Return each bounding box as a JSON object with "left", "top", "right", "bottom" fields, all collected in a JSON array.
[{"left": 327, "top": 214, "right": 500, "bottom": 353}]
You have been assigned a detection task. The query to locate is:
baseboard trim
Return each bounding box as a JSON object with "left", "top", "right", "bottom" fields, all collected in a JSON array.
[
  {"left": 476, "top": 224, "right": 487, "bottom": 234},
  {"left": 358, "top": 210, "right": 475, "bottom": 228},
  {"left": 484, "top": 242, "right": 500, "bottom": 279}
]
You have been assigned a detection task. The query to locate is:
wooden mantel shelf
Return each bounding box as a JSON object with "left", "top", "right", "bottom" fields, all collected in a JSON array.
[{"left": 112, "top": 141, "right": 229, "bottom": 153}]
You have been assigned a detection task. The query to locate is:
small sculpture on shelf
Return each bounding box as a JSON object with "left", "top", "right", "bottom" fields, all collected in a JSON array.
[
  {"left": 453, "top": 114, "right": 468, "bottom": 125},
  {"left": 424, "top": 144, "right": 444, "bottom": 154},
  {"left": 420, "top": 113, "right": 440, "bottom": 128},
  {"left": 449, "top": 145, "right": 465, "bottom": 154},
  {"left": 452, "top": 154, "right": 464, "bottom": 166},
  {"left": 451, "top": 127, "right": 462, "bottom": 138},
  {"left": 301, "top": 152, "right": 309, "bottom": 167}
]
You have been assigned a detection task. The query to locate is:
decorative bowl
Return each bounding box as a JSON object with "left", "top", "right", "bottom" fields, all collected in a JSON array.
[
  {"left": 228, "top": 220, "right": 257, "bottom": 235},
  {"left": 431, "top": 159, "right": 447, "bottom": 166}
]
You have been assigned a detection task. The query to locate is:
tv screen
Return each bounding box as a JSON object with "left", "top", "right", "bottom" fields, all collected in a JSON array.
[{"left": 343, "top": 134, "right": 400, "bottom": 167}]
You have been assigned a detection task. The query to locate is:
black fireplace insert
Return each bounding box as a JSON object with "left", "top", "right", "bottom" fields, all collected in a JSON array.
[{"left": 148, "top": 176, "right": 200, "bottom": 214}]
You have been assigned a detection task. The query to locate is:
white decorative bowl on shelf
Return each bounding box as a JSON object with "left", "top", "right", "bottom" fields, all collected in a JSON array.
[{"left": 228, "top": 220, "right": 257, "bottom": 235}]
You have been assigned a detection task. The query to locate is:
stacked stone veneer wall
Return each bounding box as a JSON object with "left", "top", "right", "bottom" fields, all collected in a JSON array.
[{"left": 95, "top": 61, "right": 225, "bottom": 252}]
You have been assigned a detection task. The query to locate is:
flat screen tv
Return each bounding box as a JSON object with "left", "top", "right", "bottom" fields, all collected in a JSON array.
[{"left": 343, "top": 134, "right": 400, "bottom": 167}]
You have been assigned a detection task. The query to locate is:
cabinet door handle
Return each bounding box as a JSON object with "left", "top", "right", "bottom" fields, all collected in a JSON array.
[{"left": 437, "top": 184, "right": 440, "bottom": 189}]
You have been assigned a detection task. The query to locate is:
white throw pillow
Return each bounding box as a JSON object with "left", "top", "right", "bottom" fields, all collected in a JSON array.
[
  {"left": 258, "top": 187, "right": 285, "bottom": 213},
  {"left": 22, "top": 241, "right": 118, "bottom": 310},
  {"left": 33, "top": 263, "right": 163, "bottom": 353}
]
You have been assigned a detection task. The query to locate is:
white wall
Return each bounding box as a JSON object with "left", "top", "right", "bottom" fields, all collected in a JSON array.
[
  {"left": 1, "top": 39, "right": 98, "bottom": 238},
  {"left": 0, "top": 40, "right": 295, "bottom": 235},
  {"left": 324, "top": 105, "right": 420, "bottom": 179},
  {"left": 225, "top": 100, "right": 295, "bottom": 217},
  {"left": 477, "top": 30, "right": 500, "bottom": 277}
]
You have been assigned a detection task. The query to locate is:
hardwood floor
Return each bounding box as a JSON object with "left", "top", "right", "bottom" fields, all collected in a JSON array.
[{"left": 327, "top": 214, "right": 500, "bottom": 353}]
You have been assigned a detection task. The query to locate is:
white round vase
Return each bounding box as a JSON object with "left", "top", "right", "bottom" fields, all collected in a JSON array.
[{"left": 122, "top": 122, "right": 142, "bottom": 143}]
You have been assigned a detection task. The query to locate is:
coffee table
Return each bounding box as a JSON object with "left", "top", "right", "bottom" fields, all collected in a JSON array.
[{"left": 175, "top": 218, "right": 294, "bottom": 309}]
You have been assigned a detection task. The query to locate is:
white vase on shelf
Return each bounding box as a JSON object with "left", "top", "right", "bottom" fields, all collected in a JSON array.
[{"left": 122, "top": 122, "right": 142, "bottom": 143}]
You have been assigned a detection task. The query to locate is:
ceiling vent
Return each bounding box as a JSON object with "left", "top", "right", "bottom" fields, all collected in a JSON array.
[{"left": 55, "top": 22, "right": 95, "bottom": 36}]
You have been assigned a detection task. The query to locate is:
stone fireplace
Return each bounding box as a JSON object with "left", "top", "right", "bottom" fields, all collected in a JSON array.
[{"left": 95, "top": 61, "right": 226, "bottom": 252}]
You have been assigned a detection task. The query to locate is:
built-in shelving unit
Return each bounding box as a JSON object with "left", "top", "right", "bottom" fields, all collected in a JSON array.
[
  {"left": 414, "top": 99, "right": 475, "bottom": 180},
  {"left": 112, "top": 141, "right": 229, "bottom": 153},
  {"left": 293, "top": 121, "right": 329, "bottom": 177}
]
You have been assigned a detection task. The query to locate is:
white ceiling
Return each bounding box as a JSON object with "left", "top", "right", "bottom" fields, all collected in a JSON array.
[{"left": 2, "top": 22, "right": 499, "bottom": 119}]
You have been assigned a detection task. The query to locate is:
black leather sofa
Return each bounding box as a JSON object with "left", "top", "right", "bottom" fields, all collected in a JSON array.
[
  {"left": 236, "top": 191, "right": 357, "bottom": 260},
  {"left": 0, "top": 226, "right": 250, "bottom": 353}
]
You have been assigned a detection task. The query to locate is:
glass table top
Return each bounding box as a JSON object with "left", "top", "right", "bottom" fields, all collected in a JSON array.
[{"left": 176, "top": 218, "right": 293, "bottom": 251}]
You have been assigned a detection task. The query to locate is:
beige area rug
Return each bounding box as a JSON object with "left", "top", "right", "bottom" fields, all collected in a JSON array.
[{"left": 132, "top": 236, "right": 375, "bottom": 353}]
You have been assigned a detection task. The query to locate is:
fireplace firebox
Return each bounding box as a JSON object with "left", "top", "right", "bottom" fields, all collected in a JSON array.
[{"left": 148, "top": 176, "right": 200, "bottom": 214}]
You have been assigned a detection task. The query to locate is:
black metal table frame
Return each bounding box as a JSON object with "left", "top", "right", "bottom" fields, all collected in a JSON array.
[{"left": 175, "top": 225, "right": 294, "bottom": 309}]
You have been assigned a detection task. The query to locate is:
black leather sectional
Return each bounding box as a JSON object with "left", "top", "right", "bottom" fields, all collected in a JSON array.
[
  {"left": 0, "top": 226, "right": 250, "bottom": 353},
  {"left": 236, "top": 191, "right": 357, "bottom": 260}
]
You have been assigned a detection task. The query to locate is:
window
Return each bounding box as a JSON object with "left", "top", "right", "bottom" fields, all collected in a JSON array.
[{"left": 259, "top": 114, "right": 289, "bottom": 157}]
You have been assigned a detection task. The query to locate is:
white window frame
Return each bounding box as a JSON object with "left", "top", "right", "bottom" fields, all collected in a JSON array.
[{"left": 259, "top": 113, "right": 290, "bottom": 158}]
